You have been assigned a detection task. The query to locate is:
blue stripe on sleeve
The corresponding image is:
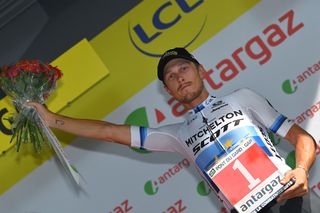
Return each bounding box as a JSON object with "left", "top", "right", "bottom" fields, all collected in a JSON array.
[
  {"left": 270, "top": 115, "right": 286, "bottom": 133},
  {"left": 139, "top": 127, "right": 147, "bottom": 149}
]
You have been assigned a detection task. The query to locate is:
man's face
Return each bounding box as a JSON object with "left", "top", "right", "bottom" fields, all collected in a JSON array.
[{"left": 163, "top": 58, "right": 205, "bottom": 104}]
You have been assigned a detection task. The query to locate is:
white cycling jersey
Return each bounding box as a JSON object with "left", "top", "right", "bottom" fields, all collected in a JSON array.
[{"left": 130, "top": 88, "right": 294, "bottom": 209}]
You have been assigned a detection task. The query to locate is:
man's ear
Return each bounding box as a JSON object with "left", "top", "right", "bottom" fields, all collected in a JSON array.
[
  {"left": 164, "top": 84, "right": 173, "bottom": 96},
  {"left": 198, "top": 64, "right": 206, "bottom": 79}
]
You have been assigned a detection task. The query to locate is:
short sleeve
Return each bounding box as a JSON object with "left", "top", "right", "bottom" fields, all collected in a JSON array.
[
  {"left": 130, "top": 123, "right": 184, "bottom": 154},
  {"left": 236, "top": 88, "right": 294, "bottom": 138}
]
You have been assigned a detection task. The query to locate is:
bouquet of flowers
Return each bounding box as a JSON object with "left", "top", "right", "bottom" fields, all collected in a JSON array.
[
  {"left": 0, "top": 60, "right": 62, "bottom": 152},
  {"left": 0, "top": 60, "right": 81, "bottom": 185}
]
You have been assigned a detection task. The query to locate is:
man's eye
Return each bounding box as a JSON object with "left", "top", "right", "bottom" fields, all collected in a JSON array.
[
  {"left": 169, "top": 74, "right": 175, "bottom": 80},
  {"left": 181, "top": 65, "right": 189, "bottom": 71}
]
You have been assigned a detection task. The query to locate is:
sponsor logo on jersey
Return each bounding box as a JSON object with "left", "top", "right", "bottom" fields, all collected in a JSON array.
[
  {"left": 211, "top": 101, "right": 228, "bottom": 112},
  {"left": 205, "top": 96, "right": 216, "bottom": 106},
  {"left": 212, "top": 100, "right": 225, "bottom": 108},
  {"left": 184, "top": 110, "right": 244, "bottom": 156},
  {"left": 186, "top": 114, "right": 198, "bottom": 126},
  {"left": 191, "top": 118, "right": 243, "bottom": 156}
]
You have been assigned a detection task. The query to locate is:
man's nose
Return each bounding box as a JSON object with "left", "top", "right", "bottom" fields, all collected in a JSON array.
[{"left": 177, "top": 73, "right": 185, "bottom": 82}]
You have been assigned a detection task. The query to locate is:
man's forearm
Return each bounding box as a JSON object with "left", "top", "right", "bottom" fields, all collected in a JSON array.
[
  {"left": 47, "top": 113, "right": 131, "bottom": 145},
  {"left": 286, "top": 124, "right": 316, "bottom": 173},
  {"left": 48, "top": 113, "right": 111, "bottom": 140},
  {"left": 294, "top": 132, "right": 316, "bottom": 173}
]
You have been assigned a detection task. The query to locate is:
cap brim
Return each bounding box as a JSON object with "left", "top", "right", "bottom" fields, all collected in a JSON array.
[{"left": 157, "top": 56, "right": 199, "bottom": 81}]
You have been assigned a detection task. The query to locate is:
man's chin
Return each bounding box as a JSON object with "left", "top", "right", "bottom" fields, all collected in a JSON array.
[{"left": 179, "top": 92, "right": 200, "bottom": 104}]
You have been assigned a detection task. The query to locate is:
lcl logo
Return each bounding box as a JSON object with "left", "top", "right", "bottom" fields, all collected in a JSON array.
[{"left": 129, "top": 0, "right": 206, "bottom": 57}]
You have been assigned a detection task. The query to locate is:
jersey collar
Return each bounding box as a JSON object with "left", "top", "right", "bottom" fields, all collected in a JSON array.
[{"left": 188, "top": 95, "right": 216, "bottom": 115}]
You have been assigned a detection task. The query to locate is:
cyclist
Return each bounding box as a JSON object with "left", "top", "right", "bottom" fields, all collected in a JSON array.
[{"left": 28, "top": 47, "right": 316, "bottom": 212}]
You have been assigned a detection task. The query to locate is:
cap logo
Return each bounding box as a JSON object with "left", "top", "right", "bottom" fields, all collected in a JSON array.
[{"left": 162, "top": 51, "right": 178, "bottom": 59}]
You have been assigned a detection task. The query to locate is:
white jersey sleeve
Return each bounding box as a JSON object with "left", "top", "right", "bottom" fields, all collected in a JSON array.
[
  {"left": 130, "top": 123, "right": 186, "bottom": 155},
  {"left": 236, "top": 88, "right": 294, "bottom": 138}
]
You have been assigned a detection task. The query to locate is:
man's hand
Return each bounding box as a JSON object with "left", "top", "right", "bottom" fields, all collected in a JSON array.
[
  {"left": 276, "top": 123, "right": 316, "bottom": 203},
  {"left": 26, "top": 102, "right": 54, "bottom": 127},
  {"left": 277, "top": 167, "right": 308, "bottom": 203}
]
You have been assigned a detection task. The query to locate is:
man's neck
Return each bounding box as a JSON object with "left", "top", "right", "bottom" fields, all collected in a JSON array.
[{"left": 183, "top": 89, "right": 210, "bottom": 110}]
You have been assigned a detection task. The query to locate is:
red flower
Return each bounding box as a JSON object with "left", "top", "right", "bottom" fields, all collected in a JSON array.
[
  {"left": 46, "top": 64, "right": 63, "bottom": 80},
  {"left": 2, "top": 65, "right": 8, "bottom": 72},
  {"left": 17, "top": 60, "right": 42, "bottom": 73},
  {"left": 0, "top": 65, "right": 8, "bottom": 77},
  {"left": 8, "top": 66, "right": 21, "bottom": 78}
]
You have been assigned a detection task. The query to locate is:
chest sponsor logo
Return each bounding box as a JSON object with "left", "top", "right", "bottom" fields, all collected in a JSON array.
[
  {"left": 184, "top": 110, "right": 244, "bottom": 156},
  {"left": 211, "top": 101, "right": 228, "bottom": 112}
]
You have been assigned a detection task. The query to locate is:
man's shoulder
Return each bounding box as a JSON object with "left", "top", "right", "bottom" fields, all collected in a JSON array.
[
  {"left": 149, "top": 120, "right": 185, "bottom": 133},
  {"left": 231, "top": 87, "right": 257, "bottom": 96},
  {"left": 216, "top": 87, "right": 257, "bottom": 100}
]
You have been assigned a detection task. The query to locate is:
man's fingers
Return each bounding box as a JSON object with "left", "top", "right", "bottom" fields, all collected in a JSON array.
[
  {"left": 280, "top": 171, "right": 293, "bottom": 185},
  {"left": 25, "top": 102, "right": 43, "bottom": 111},
  {"left": 278, "top": 171, "right": 296, "bottom": 202},
  {"left": 277, "top": 181, "right": 298, "bottom": 202},
  {"left": 25, "top": 101, "right": 37, "bottom": 108},
  {"left": 277, "top": 186, "right": 298, "bottom": 202},
  {"left": 277, "top": 173, "right": 308, "bottom": 202},
  {"left": 277, "top": 187, "right": 306, "bottom": 202}
]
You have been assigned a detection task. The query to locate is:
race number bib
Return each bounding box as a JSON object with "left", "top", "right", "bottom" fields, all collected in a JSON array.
[{"left": 207, "top": 138, "right": 294, "bottom": 213}]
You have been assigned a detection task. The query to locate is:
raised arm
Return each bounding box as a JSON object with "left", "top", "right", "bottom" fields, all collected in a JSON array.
[
  {"left": 27, "top": 102, "right": 131, "bottom": 146},
  {"left": 277, "top": 123, "right": 316, "bottom": 202}
]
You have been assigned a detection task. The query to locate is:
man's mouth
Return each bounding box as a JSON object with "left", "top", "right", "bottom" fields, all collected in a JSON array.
[{"left": 179, "top": 83, "right": 191, "bottom": 91}]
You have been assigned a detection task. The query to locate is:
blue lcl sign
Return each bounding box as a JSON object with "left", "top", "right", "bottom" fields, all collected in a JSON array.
[{"left": 129, "top": 0, "right": 205, "bottom": 57}]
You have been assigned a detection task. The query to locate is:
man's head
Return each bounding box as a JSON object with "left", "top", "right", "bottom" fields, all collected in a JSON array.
[
  {"left": 157, "top": 47, "right": 208, "bottom": 108},
  {"left": 157, "top": 47, "right": 199, "bottom": 82}
]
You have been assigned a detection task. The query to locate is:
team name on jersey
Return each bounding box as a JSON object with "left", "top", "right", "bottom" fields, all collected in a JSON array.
[{"left": 184, "top": 110, "right": 245, "bottom": 156}]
